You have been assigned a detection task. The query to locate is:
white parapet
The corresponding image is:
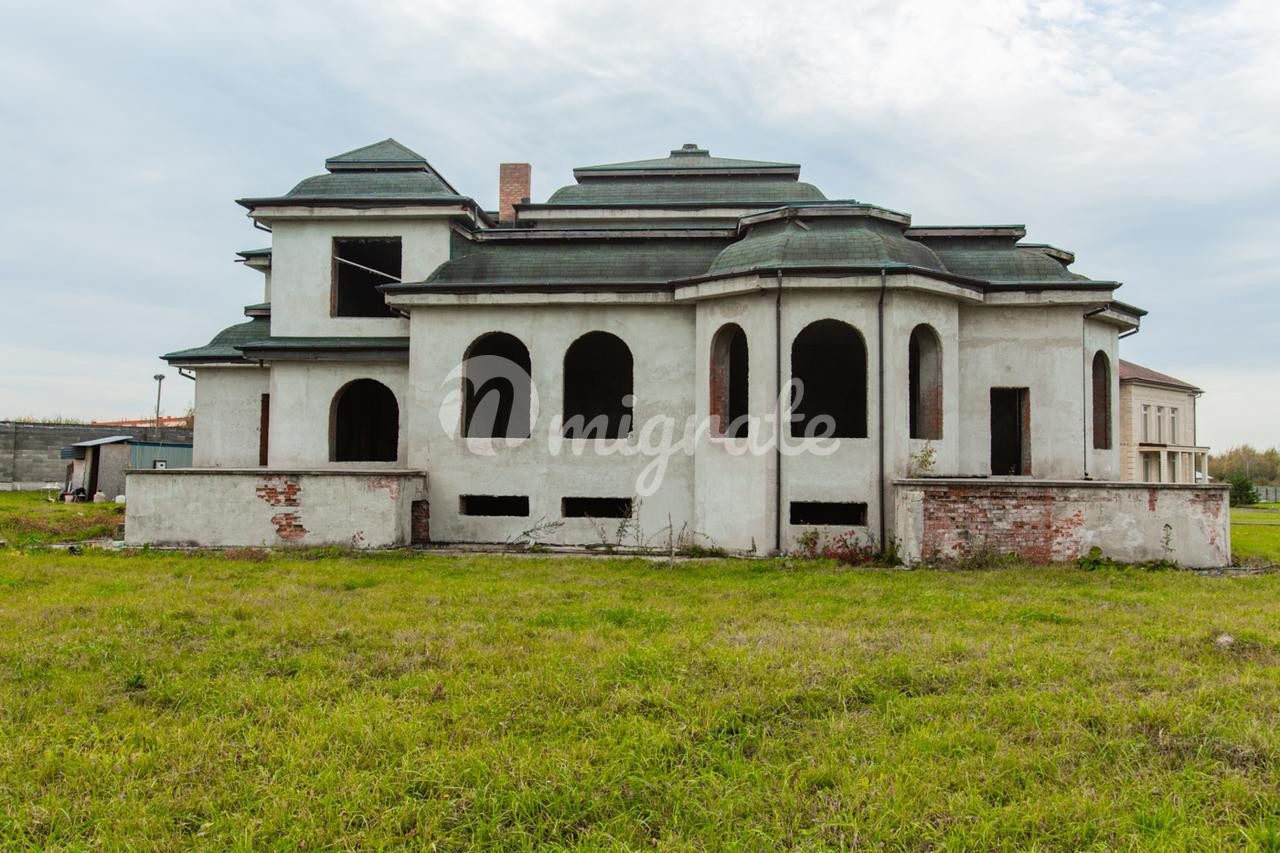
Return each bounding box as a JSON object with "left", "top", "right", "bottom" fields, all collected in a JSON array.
[
  {"left": 125, "top": 468, "right": 428, "bottom": 549},
  {"left": 893, "top": 478, "right": 1231, "bottom": 568}
]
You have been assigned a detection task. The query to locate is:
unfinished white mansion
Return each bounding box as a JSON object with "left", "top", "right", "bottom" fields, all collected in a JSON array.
[{"left": 127, "top": 140, "right": 1228, "bottom": 564}]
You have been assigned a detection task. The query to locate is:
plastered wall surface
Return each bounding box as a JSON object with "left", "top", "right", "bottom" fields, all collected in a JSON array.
[
  {"left": 193, "top": 367, "right": 270, "bottom": 467},
  {"left": 125, "top": 469, "right": 427, "bottom": 548}
]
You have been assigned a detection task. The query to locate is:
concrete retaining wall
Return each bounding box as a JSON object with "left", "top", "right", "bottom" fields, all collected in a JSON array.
[
  {"left": 1, "top": 422, "right": 193, "bottom": 490},
  {"left": 125, "top": 468, "right": 427, "bottom": 548},
  {"left": 894, "top": 478, "right": 1230, "bottom": 568}
]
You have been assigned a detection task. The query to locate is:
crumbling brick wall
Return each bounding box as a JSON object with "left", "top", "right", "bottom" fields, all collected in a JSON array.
[{"left": 894, "top": 478, "right": 1230, "bottom": 568}]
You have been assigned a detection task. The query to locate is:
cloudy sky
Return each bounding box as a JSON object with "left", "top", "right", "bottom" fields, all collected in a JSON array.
[{"left": 1, "top": 0, "right": 1276, "bottom": 449}]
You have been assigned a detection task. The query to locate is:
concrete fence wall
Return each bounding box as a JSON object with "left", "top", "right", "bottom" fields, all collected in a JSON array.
[
  {"left": 125, "top": 468, "right": 427, "bottom": 548},
  {"left": 1, "top": 422, "right": 193, "bottom": 490},
  {"left": 894, "top": 478, "right": 1230, "bottom": 568}
]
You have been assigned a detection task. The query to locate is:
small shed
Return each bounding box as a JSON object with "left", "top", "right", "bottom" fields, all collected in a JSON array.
[{"left": 61, "top": 437, "right": 193, "bottom": 499}]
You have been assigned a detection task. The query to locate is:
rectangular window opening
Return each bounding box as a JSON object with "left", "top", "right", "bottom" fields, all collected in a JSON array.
[
  {"left": 789, "top": 501, "right": 868, "bottom": 526},
  {"left": 333, "top": 237, "right": 401, "bottom": 318},
  {"left": 459, "top": 494, "right": 529, "bottom": 517},
  {"left": 562, "top": 497, "right": 633, "bottom": 518}
]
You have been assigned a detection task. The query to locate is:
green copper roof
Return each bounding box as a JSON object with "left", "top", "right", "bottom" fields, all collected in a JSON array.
[
  {"left": 546, "top": 177, "right": 826, "bottom": 205},
  {"left": 163, "top": 316, "right": 270, "bottom": 364},
  {"left": 275, "top": 170, "right": 464, "bottom": 202},
  {"left": 236, "top": 337, "right": 410, "bottom": 362},
  {"left": 238, "top": 138, "right": 466, "bottom": 208},
  {"left": 325, "top": 138, "right": 428, "bottom": 170},
  {"left": 909, "top": 234, "right": 1085, "bottom": 282},
  {"left": 397, "top": 232, "right": 728, "bottom": 289},
  {"left": 575, "top": 144, "right": 800, "bottom": 174},
  {"left": 708, "top": 212, "right": 945, "bottom": 277}
]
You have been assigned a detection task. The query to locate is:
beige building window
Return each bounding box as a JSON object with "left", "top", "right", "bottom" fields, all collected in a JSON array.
[
  {"left": 1156, "top": 406, "right": 1165, "bottom": 442},
  {"left": 1142, "top": 405, "right": 1151, "bottom": 442},
  {"left": 1168, "top": 452, "right": 1179, "bottom": 482},
  {"left": 1169, "top": 407, "right": 1179, "bottom": 445}
]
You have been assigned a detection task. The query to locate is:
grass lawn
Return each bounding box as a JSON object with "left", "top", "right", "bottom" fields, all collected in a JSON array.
[
  {"left": 0, "top": 491, "right": 123, "bottom": 546},
  {"left": 1232, "top": 506, "right": 1280, "bottom": 564},
  {"left": 2, "top": 550, "right": 1279, "bottom": 848}
]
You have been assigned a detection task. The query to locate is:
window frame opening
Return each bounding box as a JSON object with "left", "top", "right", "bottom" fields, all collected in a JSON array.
[
  {"left": 561, "top": 497, "right": 633, "bottom": 519},
  {"left": 789, "top": 501, "right": 869, "bottom": 526},
  {"left": 908, "top": 324, "right": 943, "bottom": 440},
  {"left": 459, "top": 495, "right": 530, "bottom": 517},
  {"left": 1091, "top": 351, "right": 1112, "bottom": 450},
  {"left": 709, "top": 322, "right": 749, "bottom": 439},
  {"left": 790, "top": 319, "right": 868, "bottom": 439},
  {"left": 990, "top": 387, "right": 1031, "bottom": 476},
  {"left": 462, "top": 332, "right": 533, "bottom": 439},
  {"left": 330, "top": 378, "right": 400, "bottom": 463},
  {"left": 332, "top": 237, "right": 402, "bottom": 318},
  {"left": 562, "top": 331, "right": 634, "bottom": 440}
]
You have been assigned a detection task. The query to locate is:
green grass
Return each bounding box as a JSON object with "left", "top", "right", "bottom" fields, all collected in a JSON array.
[
  {"left": 2, "top": 550, "right": 1279, "bottom": 847},
  {"left": 0, "top": 491, "right": 123, "bottom": 546},
  {"left": 1232, "top": 505, "right": 1280, "bottom": 564}
]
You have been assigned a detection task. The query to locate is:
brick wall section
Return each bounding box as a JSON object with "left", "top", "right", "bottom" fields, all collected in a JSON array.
[
  {"left": 1, "top": 422, "right": 193, "bottom": 489},
  {"left": 498, "top": 163, "right": 531, "bottom": 223},
  {"left": 894, "top": 478, "right": 1231, "bottom": 568},
  {"left": 411, "top": 500, "right": 430, "bottom": 545}
]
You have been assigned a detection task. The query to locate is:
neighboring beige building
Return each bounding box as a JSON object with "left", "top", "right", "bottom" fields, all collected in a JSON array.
[{"left": 1118, "top": 360, "right": 1208, "bottom": 483}]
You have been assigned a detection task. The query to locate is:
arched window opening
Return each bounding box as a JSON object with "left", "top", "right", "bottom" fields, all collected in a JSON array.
[
  {"left": 710, "top": 323, "right": 749, "bottom": 438},
  {"left": 463, "top": 332, "right": 532, "bottom": 439},
  {"left": 563, "top": 331, "right": 633, "bottom": 439},
  {"left": 790, "top": 319, "right": 867, "bottom": 438},
  {"left": 909, "top": 324, "right": 943, "bottom": 440},
  {"left": 331, "top": 379, "right": 399, "bottom": 462},
  {"left": 1092, "top": 351, "right": 1112, "bottom": 450}
]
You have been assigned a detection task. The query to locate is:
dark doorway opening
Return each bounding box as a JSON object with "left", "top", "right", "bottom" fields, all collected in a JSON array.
[
  {"left": 990, "top": 387, "right": 1031, "bottom": 475},
  {"left": 463, "top": 332, "right": 532, "bottom": 438},
  {"left": 333, "top": 238, "right": 401, "bottom": 317},
  {"left": 563, "top": 331, "right": 634, "bottom": 439},
  {"left": 791, "top": 319, "right": 867, "bottom": 438},
  {"left": 459, "top": 495, "right": 530, "bottom": 517},
  {"left": 331, "top": 379, "right": 399, "bottom": 462},
  {"left": 258, "top": 393, "right": 270, "bottom": 466},
  {"left": 789, "top": 501, "right": 868, "bottom": 526}
]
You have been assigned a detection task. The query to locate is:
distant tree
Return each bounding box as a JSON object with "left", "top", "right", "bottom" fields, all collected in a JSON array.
[
  {"left": 1228, "top": 474, "right": 1259, "bottom": 507},
  {"left": 1210, "top": 445, "right": 1280, "bottom": 485}
]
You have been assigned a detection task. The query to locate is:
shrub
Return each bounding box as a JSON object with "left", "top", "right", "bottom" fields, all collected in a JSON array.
[
  {"left": 791, "top": 529, "right": 899, "bottom": 566},
  {"left": 1229, "top": 475, "right": 1260, "bottom": 507}
]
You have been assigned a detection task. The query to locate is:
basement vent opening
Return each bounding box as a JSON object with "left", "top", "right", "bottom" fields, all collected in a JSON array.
[
  {"left": 459, "top": 494, "right": 530, "bottom": 517},
  {"left": 333, "top": 237, "right": 401, "bottom": 317},
  {"left": 562, "top": 497, "right": 633, "bottom": 518},
  {"left": 789, "top": 501, "right": 868, "bottom": 526}
]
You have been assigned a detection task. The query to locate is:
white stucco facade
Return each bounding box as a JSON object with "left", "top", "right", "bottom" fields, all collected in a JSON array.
[{"left": 138, "top": 138, "right": 1221, "bottom": 562}]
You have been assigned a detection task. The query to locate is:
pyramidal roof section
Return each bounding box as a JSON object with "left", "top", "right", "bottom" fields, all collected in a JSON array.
[
  {"left": 325, "top": 138, "right": 430, "bottom": 171},
  {"left": 573, "top": 143, "right": 802, "bottom": 178}
]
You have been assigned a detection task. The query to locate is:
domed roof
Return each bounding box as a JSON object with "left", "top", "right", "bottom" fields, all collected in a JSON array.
[
  {"left": 163, "top": 316, "right": 270, "bottom": 365},
  {"left": 906, "top": 229, "right": 1088, "bottom": 282},
  {"left": 545, "top": 143, "right": 826, "bottom": 206},
  {"left": 707, "top": 206, "right": 946, "bottom": 277}
]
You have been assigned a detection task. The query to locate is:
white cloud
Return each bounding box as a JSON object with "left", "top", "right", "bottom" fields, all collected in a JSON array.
[{"left": 0, "top": 0, "right": 1276, "bottom": 448}]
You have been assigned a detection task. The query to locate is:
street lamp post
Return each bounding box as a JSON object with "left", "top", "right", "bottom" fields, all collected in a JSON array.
[{"left": 153, "top": 373, "right": 165, "bottom": 432}]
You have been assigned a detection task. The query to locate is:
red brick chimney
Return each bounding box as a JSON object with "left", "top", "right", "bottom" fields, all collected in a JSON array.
[{"left": 498, "top": 162, "right": 531, "bottom": 224}]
